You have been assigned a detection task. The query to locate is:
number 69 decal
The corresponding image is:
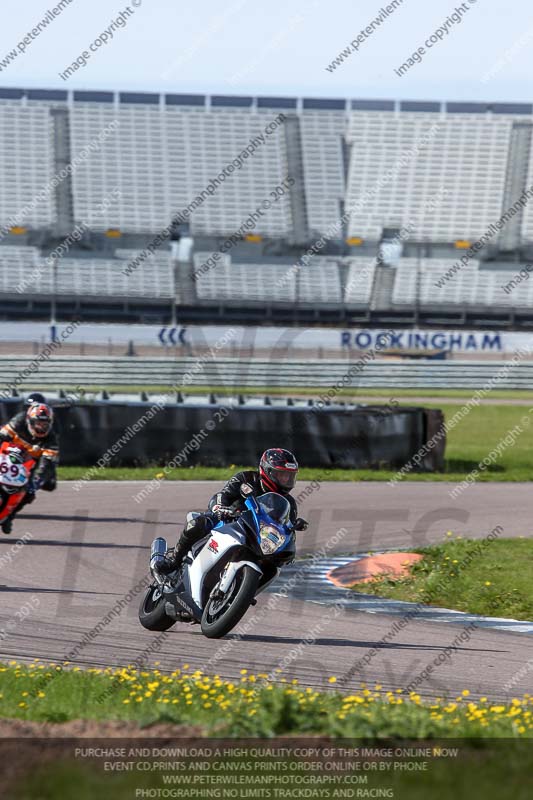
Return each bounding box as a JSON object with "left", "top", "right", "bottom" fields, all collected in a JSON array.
[{"left": 0, "top": 456, "right": 27, "bottom": 486}]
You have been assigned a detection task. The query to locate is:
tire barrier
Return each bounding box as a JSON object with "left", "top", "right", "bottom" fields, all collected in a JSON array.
[{"left": 0, "top": 398, "right": 445, "bottom": 471}]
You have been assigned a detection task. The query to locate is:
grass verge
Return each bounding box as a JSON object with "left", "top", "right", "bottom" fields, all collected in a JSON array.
[
  {"left": 0, "top": 661, "right": 531, "bottom": 738},
  {"left": 350, "top": 538, "right": 533, "bottom": 620}
]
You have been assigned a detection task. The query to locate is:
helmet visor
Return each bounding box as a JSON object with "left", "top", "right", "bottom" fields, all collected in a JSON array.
[
  {"left": 32, "top": 419, "right": 50, "bottom": 435},
  {"left": 272, "top": 467, "right": 297, "bottom": 490}
]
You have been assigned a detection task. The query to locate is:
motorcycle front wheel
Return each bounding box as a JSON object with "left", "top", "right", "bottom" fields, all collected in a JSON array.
[
  {"left": 201, "top": 565, "right": 260, "bottom": 639},
  {"left": 138, "top": 584, "right": 176, "bottom": 631}
]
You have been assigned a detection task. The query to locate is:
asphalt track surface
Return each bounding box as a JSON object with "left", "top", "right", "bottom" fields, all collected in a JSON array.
[{"left": 0, "top": 481, "right": 531, "bottom": 701}]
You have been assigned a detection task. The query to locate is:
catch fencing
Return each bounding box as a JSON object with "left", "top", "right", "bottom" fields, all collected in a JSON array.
[{"left": 0, "top": 356, "right": 532, "bottom": 390}]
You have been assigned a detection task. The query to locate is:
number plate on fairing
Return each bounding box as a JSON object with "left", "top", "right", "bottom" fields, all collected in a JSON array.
[{"left": 0, "top": 455, "right": 29, "bottom": 488}]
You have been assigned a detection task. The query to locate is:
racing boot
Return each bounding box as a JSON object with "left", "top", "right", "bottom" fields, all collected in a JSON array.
[
  {"left": 158, "top": 529, "right": 194, "bottom": 575},
  {"left": 1, "top": 514, "right": 14, "bottom": 535},
  {"left": 158, "top": 514, "right": 208, "bottom": 574},
  {"left": 156, "top": 540, "right": 188, "bottom": 575},
  {"left": 1, "top": 489, "right": 35, "bottom": 535}
]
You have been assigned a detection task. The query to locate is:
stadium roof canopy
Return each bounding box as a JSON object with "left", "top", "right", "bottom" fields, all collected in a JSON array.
[{"left": 1, "top": 87, "right": 532, "bottom": 115}]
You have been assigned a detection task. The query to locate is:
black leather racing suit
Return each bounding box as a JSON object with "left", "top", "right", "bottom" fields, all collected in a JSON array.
[{"left": 174, "top": 469, "right": 299, "bottom": 561}]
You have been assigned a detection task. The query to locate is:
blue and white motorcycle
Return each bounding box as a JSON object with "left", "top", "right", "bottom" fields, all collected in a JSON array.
[{"left": 139, "top": 488, "right": 298, "bottom": 639}]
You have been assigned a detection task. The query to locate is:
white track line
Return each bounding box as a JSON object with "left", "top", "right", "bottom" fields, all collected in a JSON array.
[{"left": 269, "top": 556, "right": 533, "bottom": 635}]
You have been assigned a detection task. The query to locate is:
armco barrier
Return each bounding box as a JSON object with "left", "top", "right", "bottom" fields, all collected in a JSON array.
[
  {"left": 0, "top": 355, "right": 532, "bottom": 390},
  {"left": 0, "top": 398, "right": 445, "bottom": 471}
]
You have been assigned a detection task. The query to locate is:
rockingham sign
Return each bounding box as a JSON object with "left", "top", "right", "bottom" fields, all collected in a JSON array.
[
  {"left": 2, "top": 322, "right": 533, "bottom": 355},
  {"left": 340, "top": 329, "right": 506, "bottom": 352}
]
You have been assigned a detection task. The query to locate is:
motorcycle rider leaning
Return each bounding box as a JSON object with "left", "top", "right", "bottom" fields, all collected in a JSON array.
[
  {"left": 0, "top": 399, "right": 58, "bottom": 534},
  {"left": 161, "top": 448, "right": 308, "bottom": 573}
]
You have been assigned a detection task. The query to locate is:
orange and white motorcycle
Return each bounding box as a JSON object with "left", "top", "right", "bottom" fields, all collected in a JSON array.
[{"left": 0, "top": 442, "right": 37, "bottom": 534}]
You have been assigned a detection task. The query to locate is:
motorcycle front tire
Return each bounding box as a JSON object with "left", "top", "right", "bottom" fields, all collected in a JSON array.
[{"left": 201, "top": 565, "right": 260, "bottom": 639}]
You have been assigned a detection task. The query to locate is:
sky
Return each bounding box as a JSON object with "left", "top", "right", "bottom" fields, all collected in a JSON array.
[{"left": 0, "top": 0, "right": 532, "bottom": 102}]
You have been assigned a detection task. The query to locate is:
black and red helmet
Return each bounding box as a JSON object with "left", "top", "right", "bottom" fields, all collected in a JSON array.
[
  {"left": 26, "top": 403, "right": 53, "bottom": 438},
  {"left": 259, "top": 448, "right": 298, "bottom": 494}
]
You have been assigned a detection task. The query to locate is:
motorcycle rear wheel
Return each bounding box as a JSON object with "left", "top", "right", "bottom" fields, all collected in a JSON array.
[
  {"left": 201, "top": 565, "right": 260, "bottom": 639},
  {"left": 138, "top": 584, "right": 176, "bottom": 631}
]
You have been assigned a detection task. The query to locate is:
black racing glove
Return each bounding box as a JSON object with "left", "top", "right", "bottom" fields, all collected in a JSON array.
[
  {"left": 293, "top": 518, "right": 309, "bottom": 532},
  {"left": 35, "top": 459, "right": 57, "bottom": 491},
  {"left": 212, "top": 504, "right": 237, "bottom": 522}
]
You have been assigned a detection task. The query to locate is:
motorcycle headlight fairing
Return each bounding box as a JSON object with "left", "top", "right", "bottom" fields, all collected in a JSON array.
[{"left": 259, "top": 523, "right": 285, "bottom": 555}]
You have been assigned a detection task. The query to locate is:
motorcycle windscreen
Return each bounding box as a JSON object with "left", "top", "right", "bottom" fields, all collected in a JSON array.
[{"left": 256, "top": 492, "right": 291, "bottom": 525}]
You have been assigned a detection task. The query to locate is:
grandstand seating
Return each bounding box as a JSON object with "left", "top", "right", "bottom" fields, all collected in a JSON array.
[
  {"left": 70, "top": 103, "right": 165, "bottom": 233},
  {"left": 2, "top": 241, "right": 533, "bottom": 308},
  {"left": 344, "top": 258, "right": 377, "bottom": 304},
  {"left": 57, "top": 257, "right": 173, "bottom": 298},
  {"left": 345, "top": 111, "right": 512, "bottom": 242},
  {"left": 64, "top": 99, "right": 533, "bottom": 245},
  {"left": 519, "top": 136, "right": 533, "bottom": 243},
  {"left": 0, "top": 246, "right": 41, "bottom": 293},
  {"left": 298, "top": 258, "right": 342, "bottom": 303},
  {"left": 194, "top": 255, "right": 343, "bottom": 304},
  {"left": 0, "top": 105, "right": 55, "bottom": 230},
  {"left": 300, "top": 110, "right": 346, "bottom": 235},
  {"left": 4, "top": 90, "right": 533, "bottom": 246},
  {"left": 70, "top": 102, "right": 291, "bottom": 236},
  {"left": 72, "top": 101, "right": 346, "bottom": 238},
  {"left": 391, "top": 258, "right": 533, "bottom": 307},
  {"left": 0, "top": 246, "right": 174, "bottom": 298},
  {"left": 4, "top": 89, "right": 533, "bottom": 317},
  {"left": 192, "top": 252, "right": 232, "bottom": 273},
  {"left": 195, "top": 261, "right": 296, "bottom": 303}
]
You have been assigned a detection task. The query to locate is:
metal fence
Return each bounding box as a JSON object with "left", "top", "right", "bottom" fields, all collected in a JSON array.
[{"left": 1, "top": 356, "right": 532, "bottom": 391}]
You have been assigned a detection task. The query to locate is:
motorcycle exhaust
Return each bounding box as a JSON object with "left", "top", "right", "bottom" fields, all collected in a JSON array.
[{"left": 150, "top": 537, "right": 168, "bottom": 583}]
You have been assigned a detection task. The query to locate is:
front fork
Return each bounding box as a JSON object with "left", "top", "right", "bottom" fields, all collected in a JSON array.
[{"left": 217, "top": 560, "right": 263, "bottom": 595}]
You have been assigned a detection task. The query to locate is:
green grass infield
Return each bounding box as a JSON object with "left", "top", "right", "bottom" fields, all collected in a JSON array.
[{"left": 350, "top": 537, "right": 533, "bottom": 621}]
